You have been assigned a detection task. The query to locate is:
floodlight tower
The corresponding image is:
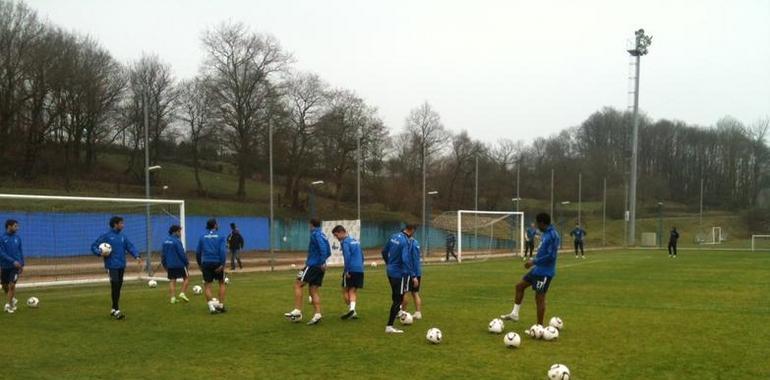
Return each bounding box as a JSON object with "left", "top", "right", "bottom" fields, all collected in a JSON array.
[{"left": 626, "top": 28, "right": 652, "bottom": 246}]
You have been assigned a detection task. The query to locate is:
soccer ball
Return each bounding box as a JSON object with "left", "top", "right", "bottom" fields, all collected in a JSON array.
[
  {"left": 98, "top": 243, "right": 112, "bottom": 256},
  {"left": 224, "top": 276, "right": 231, "bottom": 285},
  {"left": 26, "top": 297, "right": 40, "bottom": 308},
  {"left": 503, "top": 332, "right": 521, "bottom": 348},
  {"left": 548, "top": 364, "right": 571, "bottom": 379},
  {"left": 549, "top": 316, "right": 564, "bottom": 330},
  {"left": 370, "top": 261, "right": 378, "bottom": 268},
  {"left": 543, "top": 326, "right": 560, "bottom": 341},
  {"left": 192, "top": 285, "right": 203, "bottom": 295},
  {"left": 526, "top": 324, "right": 545, "bottom": 339},
  {"left": 426, "top": 327, "right": 442, "bottom": 344},
  {"left": 488, "top": 318, "right": 504, "bottom": 334},
  {"left": 400, "top": 312, "right": 414, "bottom": 325},
  {"left": 290, "top": 264, "right": 297, "bottom": 269},
  {"left": 147, "top": 280, "right": 158, "bottom": 288}
]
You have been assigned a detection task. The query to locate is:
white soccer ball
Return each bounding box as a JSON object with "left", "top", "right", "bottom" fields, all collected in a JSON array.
[
  {"left": 543, "top": 325, "right": 560, "bottom": 341},
  {"left": 370, "top": 261, "right": 378, "bottom": 268},
  {"left": 224, "top": 276, "right": 231, "bottom": 285},
  {"left": 98, "top": 242, "right": 112, "bottom": 256},
  {"left": 26, "top": 297, "right": 40, "bottom": 308},
  {"left": 488, "top": 318, "right": 504, "bottom": 334},
  {"left": 527, "top": 324, "right": 545, "bottom": 339},
  {"left": 426, "top": 327, "right": 442, "bottom": 344},
  {"left": 192, "top": 285, "right": 203, "bottom": 295},
  {"left": 400, "top": 312, "right": 414, "bottom": 325},
  {"left": 147, "top": 280, "right": 158, "bottom": 288},
  {"left": 291, "top": 264, "right": 297, "bottom": 269},
  {"left": 548, "top": 364, "right": 571, "bottom": 380},
  {"left": 549, "top": 316, "right": 564, "bottom": 330},
  {"left": 503, "top": 331, "right": 521, "bottom": 348}
]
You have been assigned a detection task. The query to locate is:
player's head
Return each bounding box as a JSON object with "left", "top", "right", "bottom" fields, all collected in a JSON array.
[
  {"left": 206, "top": 218, "right": 218, "bottom": 231},
  {"left": 530, "top": 222, "right": 536, "bottom": 228},
  {"left": 332, "top": 225, "right": 347, "bottom": 240},
  {"left": 168, "top": 225, "right": 182, "bottom": 237},
  {"left": 672, "top": 226, "right": 677, "bottom": 231},
  {"left": 403, "top": 223, "right": 418, "bottom": 237},
  {"left": 230, "top": 223, "right": 236, "bottom": 230},
  {"left": 309, "top": 218, "right": 321, "bottom": 229},
  {"left": 575, "top": 222, "right": 580, "bottom": 227},
  {"left": 535, "top": 213, "right": 551, "bottom": 231},
  {"left": 5, "top": 219, "right": 18, "bottom": 233},
  {"left": 109, "top": 216, "right": 124, "bottom": 231}
]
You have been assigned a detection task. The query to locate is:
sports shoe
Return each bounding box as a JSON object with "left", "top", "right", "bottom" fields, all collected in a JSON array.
[
  {"left": 581, "top": 255, "right": 586, "bottom": 259},
  {"left": 112, "top": 310, "right": 125, "bottom": 320},
  {"left": 385, "top": 326, "right": 404, "bottom": 334},
  {"left": 208, "top": 301, "right": 219, "bottom": 314},
  {"left": 215, "top": 304, "right": 227, "bottom": 313},
  {"left": 307, "top": 313, "right": 322, "bottom": 325},
  {"left": 500, "top": 312, "right": 519, "bottom": 321},
  {"left": 341, "top": 310, "right": 356, "bottom": 320},
  {"left": 178, "top": 293, "right": 190, "bottom": 302},
  {"left": 575, "top": 255, "right": 579, "bottom": 258},
  {"left": 4, "top": 304, "right": 14, "bottom": 314},
  {"left": 170, "top": 297, "right": 178, "bottom": 304},
  {"left": 12, "top": 297, "right": 18, "bottom": 308},
  {"left": 413, "top": 311, "right": 422, "bottom": 320},
  {"left": 350, "top": 311, "right": 359, "bottom": 319},
  {"left": 284, "top": 309, "right": 302, "bottom": 322}
]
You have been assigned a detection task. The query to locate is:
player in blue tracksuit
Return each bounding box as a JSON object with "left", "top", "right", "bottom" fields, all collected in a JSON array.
[
  {"left": 196, "top": 218, "right": 227, "bottom": 314},
  {"left": 284, "top": 218, "right": 331, "bottom": 325},
  {"left": 570, "top": 223, "right": 587, "bottom": 258},
  {"left": 524, "top": 223, "right": 539, "bottom": 260},
  {"left": 1, "top": 219, "right": 24, "bottom": 313},
  {"left": 162, "top": 225, "right": 189, "bottom": 304},
  {"left": 381, "top": 224, "right": 418, "bottom": 334},
  {"left": 332, "top": 225, "right": 364, "bottom": 320},
  {"left": 401, "top": 236, "right": 423, "bottom": 320},
  {"left": 91, "top": 216, "right": 141, "bottom": 320},
  {"left": 501, "top": 212, "right": 560, "bottom": 326}
]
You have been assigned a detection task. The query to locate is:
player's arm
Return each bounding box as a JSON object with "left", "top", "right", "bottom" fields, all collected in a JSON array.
[
  {"left": 533, "top": 235, "right": 556, "bottom": 266},
  {"left": 18, "top": 238, "right": 24, "bottom": 267},
  {"left": 177, "top": 240, "right": 189, "bottom": 267},
  {"left": 381, "top": 240, "right": 390, "bottom": 262},
  {"left": 125, "top": 237, "right": 140, "bottom": 260},
  {"left": 161, "top": 245, "right": 168, "bottom": 269},
  {"left": 0, "top": 243, "right": 11, "bottom": 266},
  {"left": 195, "top": 238, "right": 203, "bottom": 267},
  {"left": 342, "top": 240, "right": 352, "bottom": 275},
  {"left": 217, "top": 237, "right": 227, "bottom": 271},
  {"left": 318, "top": 234, "right": 331, "bottom": 262},
  {"left": 401, "top": 240, "right": 415, "bottom": 277},
  {"left": 90, "top": 235, "right": 105, "bottom": 256}
]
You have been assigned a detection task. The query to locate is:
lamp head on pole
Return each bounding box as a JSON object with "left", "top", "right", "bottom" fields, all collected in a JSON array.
[
  {"left": 627, "top": 28, "right": 652, "bottom": 56},
  {"left": 147, "top": 165, "right": 162, "bottom": 172},
  {"left": 311, "top": 180, "right": 324, "bottom": 186}
]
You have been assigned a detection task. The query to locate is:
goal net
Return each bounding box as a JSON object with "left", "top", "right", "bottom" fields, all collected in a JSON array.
[
  {"left": 0, "top": 194, "right": 185, "bottom": 287},
  {"left": 432, "top": 210, "right": 524, "bottom": 263},
  {"left": 751, "top": 235, "right": 770, "bottom": 251}
]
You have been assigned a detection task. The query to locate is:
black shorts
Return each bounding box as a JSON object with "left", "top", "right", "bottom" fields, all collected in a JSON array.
[
  {"left": 298, "top": 266, "right": 325, "bottom": 287},
  {"left": 167, "top": 267, "right": 188, "bottom": 280},
  {"left": 341, "top": 272, "right": 364, "bottom": 289},
  {"left": 523, "top": 272, "right": 553, "bottom": 294},
  {"left": 410, "top": 276, "right": 422, "bottom": 292},
  {"left": 201, "top": 263, "right": 224, "bottom": 283},
  {"left": 0, "top": 267, "right": 20, "bottom": 285}
]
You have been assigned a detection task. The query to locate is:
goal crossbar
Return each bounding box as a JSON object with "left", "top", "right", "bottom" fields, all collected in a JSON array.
[{"left": 456, "top": 210, "right": 524, "bottom": 263}]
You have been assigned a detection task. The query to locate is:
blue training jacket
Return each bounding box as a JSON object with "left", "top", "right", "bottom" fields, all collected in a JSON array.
[
  {"left": 570, "top": 227, "right": 586, "bottom": 242},
  {"left": 162, "top": 234, "right": 188, "bottom": 269},
  {"left": 531, "top": 225, "right": 560, "bottom": 277},
  {"left": 91, "top": 229, "right": 139, "bottom": 269},
  {"left": 342, "top": 236, "right": 364, "bottom": 273},
  {"left": 526, "top": 226, "right": 539, "bottom": 241},
  {"left": 0, "top": 232, "right": 24, "bottom": 269},
  {"left": 381, "top": 231, "right": 415, "bottom": 278},
  {"left": 196, "top": 230, "right": 226, "bottom": 266},
  {"left": 306, "top": 227, "right": 331, "bottom": 267},
  {"left": 410, "top": 237, "right": 422, "bottom": 277}
]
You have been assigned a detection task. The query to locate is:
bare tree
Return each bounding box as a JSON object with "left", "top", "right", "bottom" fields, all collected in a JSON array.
[{"left": 177, "top": 77, "right": 216, "bottom": 195}]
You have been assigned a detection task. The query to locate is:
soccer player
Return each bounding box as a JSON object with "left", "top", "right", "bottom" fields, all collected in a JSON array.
[
  {"left": 332, "top": 225, "right": 363, "bottom": 320},
  {"left": 668, "top": 227, "right": 680, "bottom": 258},
  {"left": 1, "top": 219, "right": 23, "bottom": 313},
  {"left": 284, "top": 218, "right": 331, "bottom": 325},
  {"left": 162, "top": 225, "right": 190, "bottom": 304},
  {"left": 500, "top": 212, "right": 559, "bottom": 325},
  {"left": 381, "top": 224, "right": 418, "bottom": 334},
  {"left": 227, "top": 222, "right": 244, "bottom": 270},
  {"left": 570, "top": 223, "right": 586, "bottom": 258},
  {"left": 91, "top": 216, "right": 141, "bottom": 320},
  {"left": 401, "top": 234, "right": 423, "bottom": 320},
  {"left": 445, "top": 232, "right": 457, "bottom": 261},
  {"left": 523, "top": 222, "right": 538, "bottom": 261},
  {"left": 196, "top": 218, "right": 228, "bottom": 314}
]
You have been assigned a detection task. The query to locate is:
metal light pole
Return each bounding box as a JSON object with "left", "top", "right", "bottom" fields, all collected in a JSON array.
[
  {"left": 578, "top": 172, "right": 582, "bottom": 226},
  {"left": 602, "top": 177, "right": 607, "bottom": 247},
  {"left": 310, "top": 180, "right": 324, "bottom": 219},
  {"left": 627, "top": 28, "right": 652, "bottom": 247},
  {"left": 512, "top": 197, "right": 521, "bottom": 250},
  {"left": 269, "top": 119, "right": 275, "bottom": 271},
  {"left": 516, "top": 164, "right": 520, "bottom": 212},
  {"left": 426, "top": 191, "right": 438, "bottom": 256},
  {"left": 699, "top": 177, "right": 704, "bottom": 227},
  {"left": 143, "top": 91, "right": 162, "bottom": 276},
  {"left": 356, "top": 124, "right": 361, "bottom": 223},
  {"left": 474, "top": 154, "right": 479, "bottom": 250}
]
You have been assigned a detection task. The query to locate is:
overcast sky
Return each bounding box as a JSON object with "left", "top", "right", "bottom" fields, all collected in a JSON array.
[{"left": 28, "top": 0, "right": 770, "bottom": 143}]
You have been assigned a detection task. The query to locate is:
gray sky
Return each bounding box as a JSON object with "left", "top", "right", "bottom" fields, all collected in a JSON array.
[{"left": 29, "top": 0, "right": 770, "bottom": 143}]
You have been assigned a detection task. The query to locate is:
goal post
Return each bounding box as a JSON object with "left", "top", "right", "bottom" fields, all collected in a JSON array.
[
  {"left": 0, "top": 193, "right": 185, "bottom": 287},
  {"left": 751, "top": 235, "right": 770, "bottom": 251},
  {"left": 456, "top": 210, "right": 524, "bottom": 263}
]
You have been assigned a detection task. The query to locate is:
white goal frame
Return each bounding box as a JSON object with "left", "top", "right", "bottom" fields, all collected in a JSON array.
[
  {"left": 751, "top": 235, "right": 770, "bottom": 251},
  {"left": 456, "top": 210, "right": 524, "bottom": 263},
  {"left": 701, "top": 226, "right": 723, "bottom": 245},
  {"left": 0, "top": 193, "right": 185, "bottom": 287}
]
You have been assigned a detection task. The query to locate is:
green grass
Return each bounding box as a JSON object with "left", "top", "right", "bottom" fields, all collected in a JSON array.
[{"left": 2, "top": 249, "right": 769, "bottom": 379}]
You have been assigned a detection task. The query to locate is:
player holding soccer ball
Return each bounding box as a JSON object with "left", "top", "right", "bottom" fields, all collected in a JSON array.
[
  {"left": 162, "top": 225, "right": 190, "bottom": 304},
  {"left": 196, "top": 219, "right": 228, "bottom": 314},
  {"left": 381, "top": 224, "right": 418, "bottom": 334},
  {"left": 91, "top": 216, "right": 141, "bottom": 320},
  {"left": 284, "top": 218, "right": 331, "bottom": 325},
  {"left": 0, "top": 219, "right": 24, "bottom": 313},
  {"left": 332, "top": 225, "right": 363, "bottom": 320},
  {"left": 501, "top": 212, "right": 559, "bottom": 325},
  {"left": 401, "top": 234, "right": 422, "bottom": 320}
]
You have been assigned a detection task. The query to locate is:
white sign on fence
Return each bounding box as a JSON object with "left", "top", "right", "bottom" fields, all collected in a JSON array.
[{"left": 321, "top": 219, "right": 361, "bottom": 265}]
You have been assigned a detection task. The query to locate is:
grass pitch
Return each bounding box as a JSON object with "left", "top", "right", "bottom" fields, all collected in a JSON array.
[{"left": 2, "top": 249, "right": 769, "bottom": 379}]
